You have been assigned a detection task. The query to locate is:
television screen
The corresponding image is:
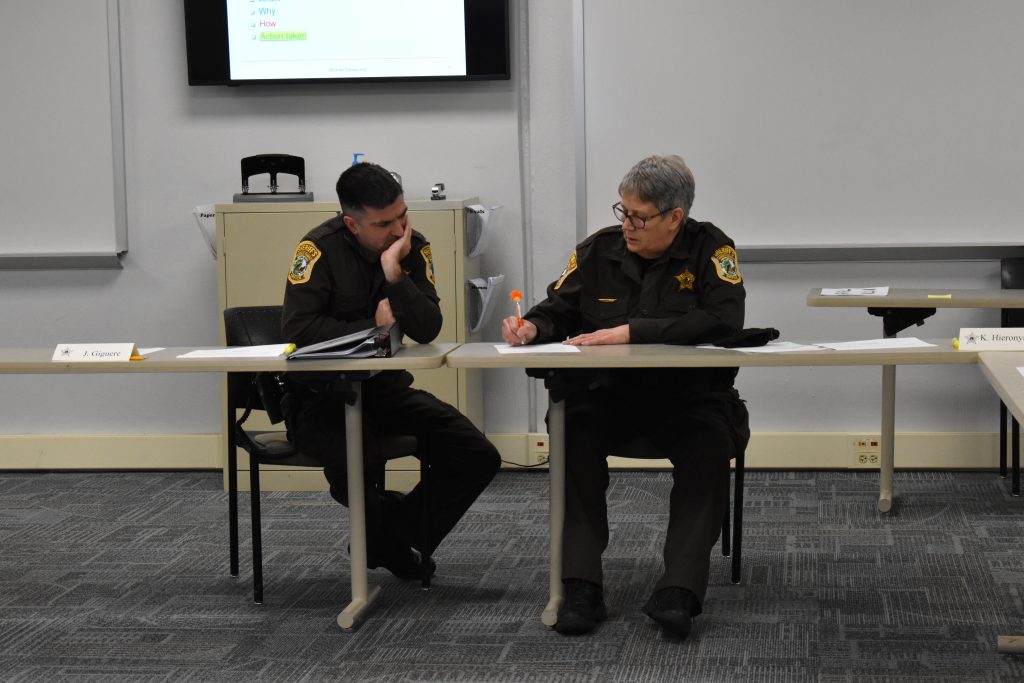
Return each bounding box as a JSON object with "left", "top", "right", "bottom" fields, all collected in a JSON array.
[{"left": 185, "top": 0, "right": 510, "bottom": 85}]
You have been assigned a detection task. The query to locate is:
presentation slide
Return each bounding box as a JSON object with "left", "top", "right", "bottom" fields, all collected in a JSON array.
[{"left": 226, "top": 0, "right": 467, "bottom": 80}]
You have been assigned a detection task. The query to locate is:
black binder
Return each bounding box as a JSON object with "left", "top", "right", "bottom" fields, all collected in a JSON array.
[{"left": 287, "top": 324, "right": 402, "bottom": 360}]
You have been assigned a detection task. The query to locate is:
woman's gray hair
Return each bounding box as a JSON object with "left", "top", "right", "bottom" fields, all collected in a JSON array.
[{"left": 617, "top": 155, "right": 695, "bottom": 216}]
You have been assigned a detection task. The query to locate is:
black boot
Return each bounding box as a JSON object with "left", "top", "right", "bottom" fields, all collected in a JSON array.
[
  {"left": 374, "top": 546, "right": 436, "bottom": 581},
  {"left": 641, "top": 587, "right": 699, "bottom": 639},
  {"left": 555, "top": 579, "right": 606, "bottom": 635}
]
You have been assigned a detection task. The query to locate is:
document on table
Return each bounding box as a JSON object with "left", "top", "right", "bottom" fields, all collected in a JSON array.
[
  {"left": 820, "top": 287, "right": 889, "bottom": 296},
  {"left": 697, "top": 341, "right": 826, "bottom": 353},
  {"left": 1017, "top": 367, "right": 1024, "bottom": 379},
  {"left": 816, "top": 338, "right": 935, "bottom": 351},
  {"left": 495, "top": 343, "right": 581, "bottom": 354},
  {"left": 177, "top": 344, "right": 294, "bottom": 359}
]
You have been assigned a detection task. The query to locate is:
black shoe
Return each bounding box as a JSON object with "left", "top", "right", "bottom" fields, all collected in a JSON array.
[
  {"left": 349, "top": 543, "right": 437, "bottom": 581},
  {"left": 641, "top": 587, "right": 698, "bottom": 639},
  {"left": 373, "top": 547, "right": 436, "bottom": 581},
  {"left": 554, "top": 579, "right": 606, "bottom": 635}
]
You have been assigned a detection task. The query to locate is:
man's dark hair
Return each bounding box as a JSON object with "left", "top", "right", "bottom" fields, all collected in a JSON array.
[{"left": 336, "top": 163, "right": 403, "bottom": 216}]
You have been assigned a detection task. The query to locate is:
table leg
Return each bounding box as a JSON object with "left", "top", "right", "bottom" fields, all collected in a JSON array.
[
  {"left": 1000, "top": 402, "right": 1008, "bottom": 478},
  {"left": 997, "top": 635, "right": 1024, "bottom": 654},
  {"left": 337, "top": 381, "right": 381, "bottom": 629},
  {"left": 542, "top": 395, "right": 565, "bottom": 627},
  {"left": 227, "top": 421, "right": 239, "bottom": 577},
  {"left": 1012, "top": 417, "right": 1020, "bottom": 497},
  {"left": 879, "top": 364, "right": 896, "bottom": 513}
]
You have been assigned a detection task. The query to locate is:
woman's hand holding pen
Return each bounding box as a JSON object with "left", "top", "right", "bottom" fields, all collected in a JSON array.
[{"left": 501, "top": 316, "right": 537, "bottom": 346}]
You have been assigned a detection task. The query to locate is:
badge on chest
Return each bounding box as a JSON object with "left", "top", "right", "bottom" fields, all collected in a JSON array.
[{"left": 674, "top": 268, "right": 695, "bottom": 291}]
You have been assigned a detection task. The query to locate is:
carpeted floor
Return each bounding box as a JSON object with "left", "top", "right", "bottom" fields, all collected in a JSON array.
[{"left": 1, "top": 469, "right": 1023, "bottom": 682}]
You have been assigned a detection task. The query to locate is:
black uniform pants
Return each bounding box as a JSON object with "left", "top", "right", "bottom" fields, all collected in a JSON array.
[
  {"left": 288, "top": 384, "right": 500, "bottom": 563},
  {"left": 558, "top": 385, "right": 741, "bottom": 609}
]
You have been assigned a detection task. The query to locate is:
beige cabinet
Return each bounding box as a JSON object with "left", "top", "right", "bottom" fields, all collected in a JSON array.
[{"left": 216, "top": 199, "right": 483, "bottom": 491}]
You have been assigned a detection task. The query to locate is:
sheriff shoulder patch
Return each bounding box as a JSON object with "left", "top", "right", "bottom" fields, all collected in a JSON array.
[
  {"left": 287, "top": 240, "right": 321, "bottom": 285},
  {"left": 554, "top": 250, "right": 578, "bottom": 290},
  {"left": 420, "top": 245, "right": 435, "bottom": 285},
  {"left": 711, "top": 246, "right": 742, "bottom": 284}
]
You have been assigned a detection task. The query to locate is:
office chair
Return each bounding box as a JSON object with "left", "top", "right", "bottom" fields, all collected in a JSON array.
[
  {"left": 223, "top": 305, "right": 429, "bottom": 604},
  {"left": 1000, "top": 258, "right": 1024, "bottom": 493},
  {"left": 612, "top": 435, "right": 745, "bottom": 584}
]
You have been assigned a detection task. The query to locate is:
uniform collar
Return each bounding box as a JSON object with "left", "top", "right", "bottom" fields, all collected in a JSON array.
[
  {"left": 667, "top": 217, "right": 696, "bottom": 261},
  {"left": 337, "top": 217, "right": 383, "bottom": 264},
  {"left": 610, "top": 218, "right": 695, "bottom": 280}
]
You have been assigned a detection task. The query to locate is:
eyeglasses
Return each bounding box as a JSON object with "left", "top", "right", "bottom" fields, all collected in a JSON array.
[{"left": 612, "top": 202, "right": 672, "bottom": 230}]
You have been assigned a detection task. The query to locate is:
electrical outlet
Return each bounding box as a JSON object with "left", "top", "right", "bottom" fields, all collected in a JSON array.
[
  {"left": 527, "top": 433, "right": 549, "bottom": 467},
  {"left": 849, "top": 435, "right": 881, "bottom": 468}
]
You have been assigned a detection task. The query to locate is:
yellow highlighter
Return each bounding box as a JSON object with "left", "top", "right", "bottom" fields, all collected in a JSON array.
[{"left": 928, "top": 294, "right": 952, "bottom": 299}]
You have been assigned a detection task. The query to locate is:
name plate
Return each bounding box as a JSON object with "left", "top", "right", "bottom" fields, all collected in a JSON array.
[
  {"left": 956, "top": 328, "right": 1024, "bottom": 351},
  {"left": 52, "top": 343, "right": 140, "bottom": 362}
]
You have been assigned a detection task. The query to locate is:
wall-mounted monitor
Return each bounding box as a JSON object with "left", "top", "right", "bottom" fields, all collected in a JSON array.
[{"left": 184, "top": 0, "right": 511, "bottom": 85}]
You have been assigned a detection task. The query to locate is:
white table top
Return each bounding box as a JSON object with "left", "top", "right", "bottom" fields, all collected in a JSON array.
[
  {"left": 444, "top": 340, "right": 974, "bottom": 369},
  {"left": 807, "top": 288, "right": 1024, "bottom": 308},
  {"left": 0, "top": 343, "right": 455, "bottom": 375},
  {"left": 978, "top": 352, "right": 1024, "bottom": 424}
]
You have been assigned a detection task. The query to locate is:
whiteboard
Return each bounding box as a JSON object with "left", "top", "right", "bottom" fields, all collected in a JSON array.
[
  {"left": 583, "top": 0, "right": 1024, "bottom": 249},
  {"left": 0, "top": 0, "right": 125, "bottom": 268}
]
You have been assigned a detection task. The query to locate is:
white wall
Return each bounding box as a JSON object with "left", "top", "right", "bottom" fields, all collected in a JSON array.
[
  {"left": 0, "top": 0, "right": 1008, "bottom": 446},
  {"left": 582, "top": 0, "right": 1024, "bottom": 249},
  {"left": 0, "top": 1, "right": 523, "bottom": 436},
  {"left": 523, "top": 2, "right": 1006, "bottom": 435}
]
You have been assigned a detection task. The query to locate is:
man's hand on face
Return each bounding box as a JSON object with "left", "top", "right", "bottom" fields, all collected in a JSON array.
[
  {"left": 380, "top": 220, "right": 414, "bottom": 283},
  {"left": 565, "top": 324, "right": 630, "bottom": 346},
  {"left": 375, "top": 298, "right": 396, "bottom": 327},
  {"left": 500, "top": 316, "right": 538, "bottom": 346}
]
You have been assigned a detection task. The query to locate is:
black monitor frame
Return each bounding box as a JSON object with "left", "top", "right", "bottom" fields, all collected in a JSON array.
[{"left": 184, "top": 0, "right": 511, "bottom": 86}]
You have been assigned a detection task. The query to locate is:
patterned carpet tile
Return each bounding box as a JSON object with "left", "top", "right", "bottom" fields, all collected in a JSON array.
[{"left": 1, "top": 470, "right": 1024, "bottom": 680}]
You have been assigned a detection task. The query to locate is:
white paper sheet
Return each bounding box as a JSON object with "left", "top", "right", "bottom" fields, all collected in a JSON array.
[
  {"left": 820, "top": 287, "right": 890, "bottom": 296},
  {"left": 495, "top": 343, "right": 581, "bottom": 354},
  {"left": 138, "top": 347, "right": 165, "bottom": 355},
  {"left": 1017, "top": 367, "right": 1024, "bottom": 379},
  {"left": 816, "top": 338, "right": 935, "bottom": 351},
  {"left": 696, "top": 340, "right": 828, "bottom": 353},
  {"left": 177, "top": 344, "right": 293, "bottom": 359}
]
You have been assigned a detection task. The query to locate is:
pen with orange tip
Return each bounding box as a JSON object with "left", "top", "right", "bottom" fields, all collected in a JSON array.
[{"left": 509, "top": 289, "right": 524, "bottom": 328}]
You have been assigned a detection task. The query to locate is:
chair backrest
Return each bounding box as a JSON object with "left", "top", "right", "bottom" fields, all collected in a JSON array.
[
  {"left": 223, "top": 305, "right": 285, "bottom": 346},
  {"left": 1002, "top": 259, "right": 1024, "bottom": 326},
  {"left": 223, "top": 306, "right": 288, "bottom": 424}
]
